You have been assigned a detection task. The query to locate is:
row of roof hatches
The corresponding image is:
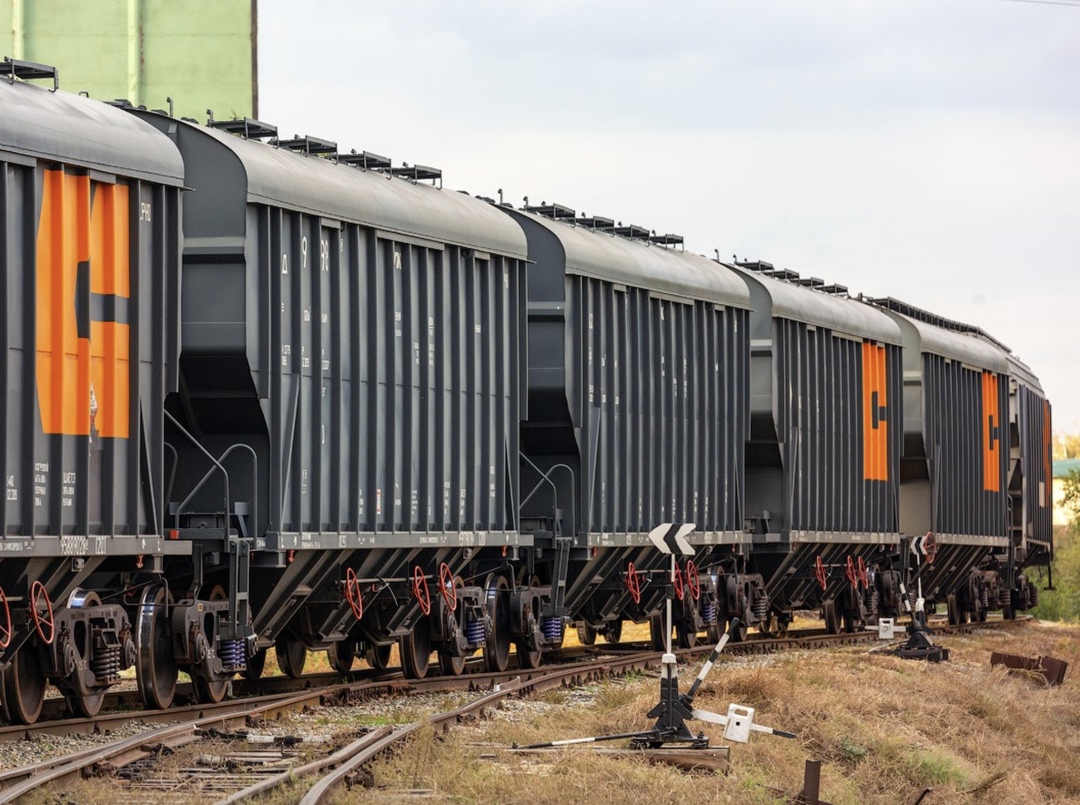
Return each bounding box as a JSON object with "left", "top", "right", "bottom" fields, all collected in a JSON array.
[
  {"left": 202, "top": 113, "right": 446, "bottom": 188},
  {"left": 523, "top": 201, "right": 686, "bottom": 250},
  {"left": 100, "top": 89, "right": 1012, "bottom": 354}
]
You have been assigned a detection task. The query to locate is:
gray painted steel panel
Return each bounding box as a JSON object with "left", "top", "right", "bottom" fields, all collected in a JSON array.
[
  {"left": 510, "top": 210, "right": 750, "bottom": 542},
  {"left": 151, "top": 117, "right": 528, "bottom": 542},
  {"left": 0, "top": 86, "right": 181, "bottom": 549},
  {"left": 771, "top": 321, "right": 902, "bottom": 534},
  {"left": 1013, "top": 381, "right": 1051, "bottom": 550},
  {"left": 0, "top": 81, "right": 184, "bottom": 185},
  {"left": 909, "top": 354, "right": 1009, "bottom": 539},
  {"left": 518, "top": 213, "right": 750, "bottom": 308},
  {"left": 727, "top": 264, "right": 902, "bottom": 344},
  {"left": 139, "top": 116, "right": 527, "bottom": 259}
]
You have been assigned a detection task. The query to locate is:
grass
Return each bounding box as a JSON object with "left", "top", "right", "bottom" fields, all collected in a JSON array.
[{"left": 359, "top": 619, "right": 1080, "bottom": 804}]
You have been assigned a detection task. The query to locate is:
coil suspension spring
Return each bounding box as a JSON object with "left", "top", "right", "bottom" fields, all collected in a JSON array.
[
  {"left": 220, "top": 638, "right": 245, "bottom": 670},
  {"left": 980, "top": 584, "right": 990, "bottom": 610},
  {"left": 90, "top": 643, "right": 122, "bottom": 684},
  {"left": 752, "top": 591, "right": 768, "bottom": 621},
  {"left": 701, "top": 602, "right": 717, "bottom": 625},
  {"left": 541, "top": 616, "right": 563, "bottom": 642},
  {"left": 465, "top": 617, "right": 486, "bottom": 646}
]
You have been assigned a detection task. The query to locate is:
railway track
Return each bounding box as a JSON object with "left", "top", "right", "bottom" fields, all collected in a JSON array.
[
  {"left": 0, "top": 614, "right": 1025, "bottom": 742},
  {"left": 0, "top": 615, "right": 1029, "bottom": 802}
]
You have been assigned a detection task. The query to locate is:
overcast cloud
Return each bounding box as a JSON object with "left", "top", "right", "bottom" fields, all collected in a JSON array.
[{"left": 259, "top": 0, "right": 1080, "bottom": 431}]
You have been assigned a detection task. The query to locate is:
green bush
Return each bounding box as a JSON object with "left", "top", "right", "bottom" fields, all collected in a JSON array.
[{"left": 1034, "top": 470, "right": 1080, "bottom": 621}]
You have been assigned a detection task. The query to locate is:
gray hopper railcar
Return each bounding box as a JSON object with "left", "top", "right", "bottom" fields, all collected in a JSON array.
[
  {"left": 506, "top": 204, "right": 751, "bottom": 653},
  {"left": 874, "top": 299, "right": 1014, "bottom": 624},
  {"left": 725, "top": 261, "right": 905, "bottom": 637},
  {"left": 135, "top": 109, "right": 531, "bottom": 692},
  {"left": 0, "top": 62, "right": 188, "bottom": 723}
]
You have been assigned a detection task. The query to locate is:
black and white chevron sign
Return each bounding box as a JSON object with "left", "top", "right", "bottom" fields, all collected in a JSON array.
[{"left": 647, "top": 522, "right": 696, "bottom": 555}]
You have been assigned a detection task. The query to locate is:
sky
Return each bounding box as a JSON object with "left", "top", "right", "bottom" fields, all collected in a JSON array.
[{"left": 259, "top": 0, "right": 1080, "bottom": 433}]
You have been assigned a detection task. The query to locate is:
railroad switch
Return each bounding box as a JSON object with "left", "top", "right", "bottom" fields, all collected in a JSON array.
[
  {"left": 894, "top": 575, "right": 949, "bottom": 663},
  {"left": 516, "top": 618, "right": 796, "bottom": 752}
]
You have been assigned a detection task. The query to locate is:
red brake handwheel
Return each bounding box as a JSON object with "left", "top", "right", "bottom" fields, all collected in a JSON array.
[
  {"left": 438, "top": 562, "right": 457, "bottom": 612},
  {"left": 626, "top": 562, "right": 641, "bottom": 605},
  {"left": 29, "top": 580, "right": 55, "bottom": 645},
  {"left": 413, "top": 566, "right": 432, "bottom": 616},
  {"left": 344, "top": 567, "right": 364, "bottom": 620},
  {"left": 686, "top": 561, "right": 701, "bottom": 601},
  {"left": 0, "top": 588, "right": 11, "bottom": 649}
]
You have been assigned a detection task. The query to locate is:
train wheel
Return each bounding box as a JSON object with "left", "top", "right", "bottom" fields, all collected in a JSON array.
[
  {"left": 946, "top": 594, "right": 959, "bottom": 626},
  {"left": 1, "top": 644, "right": 46, "bottom": 724},
  {"left": 675, "top": 622, "right": 698, "bottom": 649},
  {"left": 65, "top": 590, "right": 106, "bottom": 718},
  {"left": 516, "top": 621, "right": 542, "bottom": 670},
  {"left": 758, "top": 613, "right": 776, "bottom": 638},
  {"left": 648, "top": 614, "right": 667, "bottom": 651},
  {"left": 438, "top": 649, "right": 466, "bottom": 676},
  {"left": 328, "top": 640, "right": 356, "bottom": 674},
  {"left": 193, "top": 670, "right": 229, "bottom": 703},
  {"left": 244, "top": 647, "right": 267, "bottom": 681},
  {"left": 602, "top": 619, "right": 623, "bottom": 644},
  {"left": 842, "top": 610, "right": 858, "bottom": 633},
  {"left": 193, "top": 587, "right": 231, "bottom": 704},
  {"left": 136, "top": 585, "right": 177, "bottom": 710},
  {"left": 275, "top": 639, "right": 308, "bottom": 679},
  {"left": 67, "top": 689, "right": 105, "bottom": 719},
  {"left": 707, "top": 616, "right": 725, "bottom": 644},
  {"left": 483, "top": 576, "right": 511, "bottom": 672},
  {"left": 400, "top": 618, "right": 432, "bottom": 679},
  {"left": 365, "top": 643, "right": 392, "bottom": 671},
  {"left": 576, "top": 621, "right": 597, "bottom": 646},
  {"left": 823, "top": 600, "right": 840, "bottom": 635}
]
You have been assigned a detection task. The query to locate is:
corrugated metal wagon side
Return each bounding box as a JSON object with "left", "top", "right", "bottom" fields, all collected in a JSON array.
[
  {"left": 730, "top": 262, "right": 904, "bottom": 636},
  {"left": 1002, "top": 353, "right": 1052, "bottom": 615},
  {"left": 506, "top": 205, "right": 751, "bottom": 652},
  {"left": 875, "top": 298, "right": 1013, "bottom": 624},
  {"left": 137, "top": 111, "right": 529, "bottom": 685},
  {"left": 0, "top": 64, "right": 186, "bottom": 723}
]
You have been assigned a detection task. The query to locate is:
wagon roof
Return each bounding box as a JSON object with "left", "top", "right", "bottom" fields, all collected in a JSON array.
[
  {"left": 0, "top": 81, "right": 184, "bottom": 184},
  {"left": 873, "top": 298, "right": 1011, "bottom": 371},
  {"left": 174, "top": 120, "right": 528, "bottom": 258},
  {"left": 516, "top": 211, "right": 751, "bottom": 307},
  {"left": 725, "top": 263, "right": 902, "bottom": 344}
]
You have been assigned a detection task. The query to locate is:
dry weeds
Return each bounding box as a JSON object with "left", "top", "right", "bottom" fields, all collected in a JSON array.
[{"left": 360, "top": 620, "right": 1080, "bottom": 805}]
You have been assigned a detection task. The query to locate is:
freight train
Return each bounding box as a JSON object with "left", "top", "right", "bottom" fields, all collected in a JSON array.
[{"left": 0, "top": 59, "right": 1054, "bottom": 723}]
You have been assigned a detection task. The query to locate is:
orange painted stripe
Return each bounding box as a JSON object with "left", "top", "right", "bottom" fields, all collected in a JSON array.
[
  {"left": 862, "top": 342, "right": 888, "bottom": 481},
  {"left": 89, "top": 184, "right": 131, "bottom": 438},
  {"left": 35, "top": 169, "right": 131, "bottom": 438},
  {"left": 982, "top": 371, "right": 1000, "bottom": 493}
]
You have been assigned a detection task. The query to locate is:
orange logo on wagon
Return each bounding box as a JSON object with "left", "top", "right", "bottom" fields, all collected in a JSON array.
[
  {"left": 861, "top": 342, "right": 889, "bottom": 482},
  {"left": 35, "top": 169, "right": 130, "bottom": 438}
]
